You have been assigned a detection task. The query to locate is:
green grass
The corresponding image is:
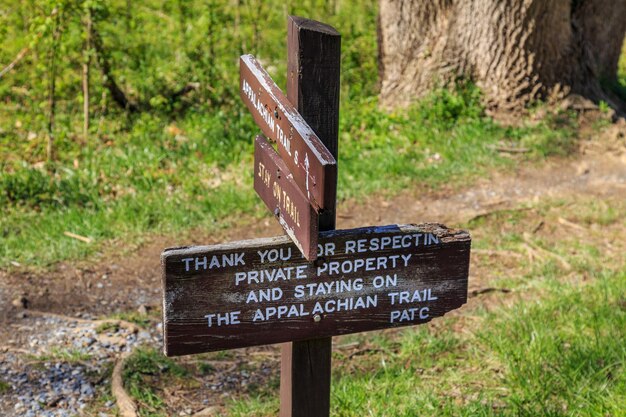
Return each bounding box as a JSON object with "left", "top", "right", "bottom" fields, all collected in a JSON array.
[
  {"left": 222, "top": 197, "right": 626, "bottom": 416},
  {"left": 0, "top": 380, "right": 11, "bottom": 394},
  {"left": 478, "top": 271, "right": 625, "bottom": 416},
  {"left": 95, "top": 310, "right": 156, "bottom": 334},
  {"left": 123, "top": 347, "right": 189, "bottom": 417},
  {"left": 0, "top": 0, "right": 587, "bottom": 268},
  {"left": 0, "top": 90, "right": 580, "bottom": 267},
  {"left": 28, "top": 347, "right": 92, "bottom": 364},
  {"left": 108, "top": 309, "right": 159, "bottom": 327},
  {"left": 224, "top": 272, "right": 625, "bottom": 417},
  {"left": 336, "top": 272, "right": 624, "bottom": 417}
]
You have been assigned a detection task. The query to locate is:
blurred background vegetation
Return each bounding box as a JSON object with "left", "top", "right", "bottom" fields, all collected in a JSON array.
[{"left": 1, "top": 0, "right": 625, "bottom": 267}]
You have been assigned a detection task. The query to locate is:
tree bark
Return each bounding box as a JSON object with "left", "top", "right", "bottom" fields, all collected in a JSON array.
[{"left": 378, "top": 0, "right": 626, "bottom": 111}]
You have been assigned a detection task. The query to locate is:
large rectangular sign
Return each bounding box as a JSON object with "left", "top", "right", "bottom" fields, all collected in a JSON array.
[
  {"left": 240, "top": 54, "right": 337, "bottom": 211},
  {"left": 162, "top": 224, "right": 471, "bottom": 356},
  {"left": 254, "top": 135, "right": 319, "bottom": 260}
]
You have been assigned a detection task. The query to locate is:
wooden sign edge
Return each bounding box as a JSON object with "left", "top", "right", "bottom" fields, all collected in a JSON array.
[
  {"left": 160, "top": 223, "right": 470, "bottom": 260},
  {"left": 240, "top": 54, "right": 336, "bottom": 166},
  {"left": 289, "top": 15, "right": 341, "bottom": 36}
]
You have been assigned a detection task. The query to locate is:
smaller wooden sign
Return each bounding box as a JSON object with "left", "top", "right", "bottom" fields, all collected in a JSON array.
[
  {"left": 254, "top": 135, "right": 319, "bottom": 260},
  {"left": 162, "top": 224, "right": 470, "bottom": 356},
  {"left": 240, "top": 55, "right": 337, "bottom": 211}
]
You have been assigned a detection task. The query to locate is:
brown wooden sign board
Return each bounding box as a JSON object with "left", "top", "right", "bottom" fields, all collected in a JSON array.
[
  {"left": 240, "top": 54, "right": 337, "bottom": 211},
  {"left": 162, "top": 223, "right": 470, "bottom": 357},
  {"left": 254, "top": 135, "right": 319, "bottom": 261}
]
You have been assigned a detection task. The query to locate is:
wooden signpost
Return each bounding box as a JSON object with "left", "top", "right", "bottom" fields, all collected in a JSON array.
[
  {"left": 240, "top": 54, "right": 337, "bottom": 211},
  {"left": 280, "top": 17, "right": 340, "bottom": 417},
  {"left": 162, "top": 15, "right": 471, "bottom": 417},
  {"left": 163, "top": 224, "right": 470, "bottom": 356}
]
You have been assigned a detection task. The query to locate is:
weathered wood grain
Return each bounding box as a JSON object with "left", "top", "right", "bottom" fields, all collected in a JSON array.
[
  {"left": 162, "top": 224, "right": 471, "bottom": 357},
  {"left": 239, "top": 54, "right": 337, "bottom": 211},
  {"left": 282, "top": 16, "right": 341, "bottom": 417},
  {"left": 254, "top": 135, "right": 319, "bottom": 260}
]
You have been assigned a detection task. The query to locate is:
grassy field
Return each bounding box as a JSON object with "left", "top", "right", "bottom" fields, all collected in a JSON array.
[
  {"left": 2, "top": 3, "right": 625, "bottom": 417},
  {"left": 0, "top": 1, "right": 588, "bottom": 268},
  {"left": 108, "top": 195, "right": 625, "bottom": 417},
  {"left": 0, "top": 90, "right": 581, "bottom": 267}
]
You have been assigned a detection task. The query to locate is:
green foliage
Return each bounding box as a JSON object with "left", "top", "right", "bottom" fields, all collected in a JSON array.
[
  {"left": 123, "top": 347, "right": 187, "bottom": 416},
  {"left": 124, "top": 347, "right": 187, "bottom": 378},
  {"left": 197, "top": 362, "right": 215, "bottom": 376},
  {"left": 481, "top": 272, "right": 626, "bottom": 416},
  {"left": 326, "top": 273, "right": 625, "bottom": 417},
  {"left": 0, "top": 380, "right": 11, "bottom": 394},
  {"left": 28, "top": 347, "right": 92, "bottom": 364},
  {"left": 418, "top": 82, "right": 484, "bottom": 125},
  {"left": 95, "top": 321, "right": 119, "bottom": 334},
  {"left": 110, "top": 310, "right": 158, "bottom": 326},
  {"left": 598, "top": 100, "right": 610, "bottom": 113},
  {"left": 0, "top": 1, "right": 592, "bottom": 267},
  {"left": 1, "top": 0, "right": 379, "bottom": 119},
  {"left": 0, "top": 164, "right": 97, "bottom": 208}
]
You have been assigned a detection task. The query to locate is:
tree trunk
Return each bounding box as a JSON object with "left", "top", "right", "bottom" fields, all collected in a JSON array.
[
  {"left": 378, "top": 0, "right": 626, "bottom": 111},
  {"left": 91, "top": 24, "right": 138, "bottom": 112}
]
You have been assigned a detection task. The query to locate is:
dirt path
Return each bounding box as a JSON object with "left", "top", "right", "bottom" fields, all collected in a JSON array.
[
  {"left": 2, "top": 135, "right": 624, "bottom": 320},
  {"left": 0, "top": 125, "right": 624, "bottom": 416}
]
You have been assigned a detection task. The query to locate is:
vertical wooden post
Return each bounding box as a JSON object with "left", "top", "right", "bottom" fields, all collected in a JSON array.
[{"left": 280, "top": 16, "right": 341, "bottom": 417}]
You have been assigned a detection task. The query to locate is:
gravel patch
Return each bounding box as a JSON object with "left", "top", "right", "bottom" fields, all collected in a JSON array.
[{"left": 0, "top": 312, "right": 161, "bottom": 416}]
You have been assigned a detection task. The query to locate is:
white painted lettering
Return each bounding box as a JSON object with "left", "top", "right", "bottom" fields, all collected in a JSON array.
[
  {"left": 182, "top": 258, "right": 194, "bottom": 272},
  {"left": 205, "top": 311, "right": 241, "bottom": 327},
  {"left": 195, "top": 256, "right": 207, "bottom": 271}
]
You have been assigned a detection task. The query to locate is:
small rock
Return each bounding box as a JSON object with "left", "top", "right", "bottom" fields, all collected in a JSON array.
[
  {"left": 100, "top": 335, "right": 126, "bottom": 347},
  {"left": 80, "top": 383, "right": 94, "bottom": 396},
  {"left": 47, "top": 396, "right": 62, "bottom": 407},
  {"left": 137, "top": 331, "right": 151, "bottom": 341},
  {"left": 12, "top": 296, "right": 28, "bottom": 309},
  {"left": 137, "top": 304, "right": 149, "bottom": 315},
  {"left": 82, "top": 337, "right": 96, "bottom": 347},
  {"left": 193, "top": 406, "right": 220, "bottom": 417}
]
